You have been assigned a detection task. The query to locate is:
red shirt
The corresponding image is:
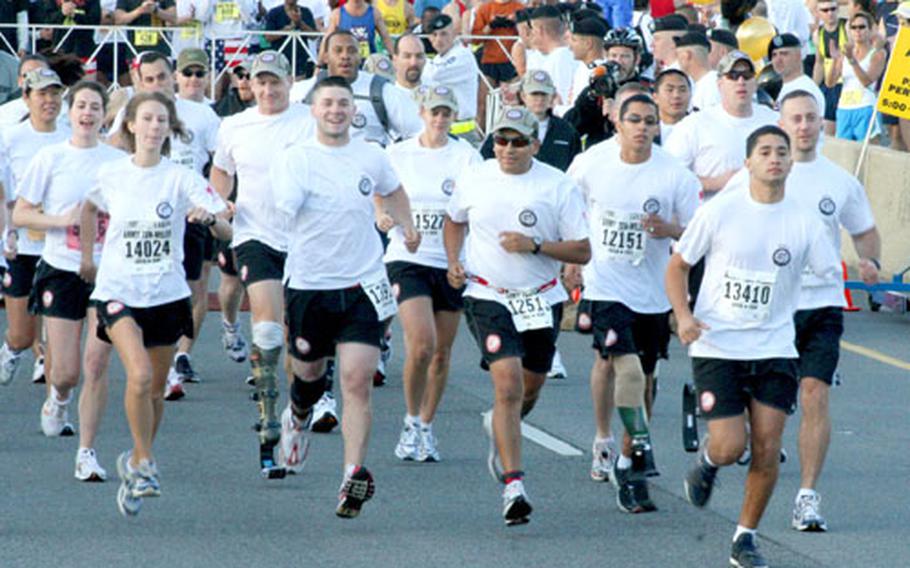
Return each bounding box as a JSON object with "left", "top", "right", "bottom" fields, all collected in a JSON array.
[{"left": 650, "top": 0, "right": 675, "bottom": 18}]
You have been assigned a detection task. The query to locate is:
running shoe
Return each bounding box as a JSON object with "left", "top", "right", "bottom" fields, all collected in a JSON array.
[
  {"left": 0, "top": 342, "right": 23, "bottom": 386},
  {"left": 374, "top": 337, "right": 392, "bottom": 387},
  {"left": 590, "top": 438, "right": 617, "bottom": 482},
  {"left": 40, "top": 391, "right": 75, "bottom": 437},
  {"left": 132, "top": 460, "right": 161, "bottom": 498},
  {"left": 611, "top": 464, "right": 645, "bottom": 514},
  {"left": 482, "top": 410, "right": 503, "bottom": 483},
  {"left": 630, "top": 477, "right": 658, "bottom": 512},
  {"left": 394, "top": 421, "right": 420, "bottom": 461},
  {"left": 278, "top": 405, "right": 310, "bottom": 474},
  {"left": 116, "top": 452, "right": 142, "bottom": 517},
  {"left": 546, "top": 350, "right": 567, "bottom": 380},
  {"left": 502, "top": 479, "right": 532, "bottom": 526},
  {"left": 730, "top": 532, "right": 768, "bottom": 568},
  {"left": 31, "top": 355, "right": 45, "bottom": 384},
  {"left": 684, "top": 452, "right": 718, "bottom": 508},
  {"left": 418, "top": 425, "right": 441, "bottom": 463},
  {"left": 221, "top": 321, "right": 249, "bottom": 363},
  {"left": 164, "top": 368, "right": 185, "bottom": 401},
  {"left": 244, "top": 375, "right": 256, "bottom": 387},
  {"left": 75, "top": 448, "right": 107, "bottom": 482},
  {"left": 792, "top": 491, "right": 828, "bottom": 532},
  {"left": 336, "top": 466, "right": 375, "bottom": 518},
  {"left": 175, "top": 353, "right": 200, "bottom": 383},
  {"left": 310, "top": 391, "right": 339, "bottom": 433}
]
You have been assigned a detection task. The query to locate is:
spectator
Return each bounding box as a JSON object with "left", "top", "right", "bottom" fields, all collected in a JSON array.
[
  {"left": 707, "top": 28, "right": 738, "bottom": 70},
  {"left": 265, "top": 0, "right": 317, "bottom": 78},
  {"left": 0, "top": 50, "right": 17, "bottom": 104},
  {"left": 414, "top": 6, "right": 440, "bottom": 55},
  {"left": 653, "top": 68, "right": 691, "bottom": 141},
  {"left": 769, "top": 33, "right": 825, "bottom": 112},
  {"left": 422, "top": 14, "right": 479, "bottom": 137},
  {"left": 178, "top": 1, "right": 259, "bottom": 73},
  {"left": 392, "top": 33, "right": 425, "bottom": 93},
  {"left": 812, "top": 0, "right": 848, "bottom": 135},
  {"left": 374, "top": 0, "right": 417, "bottom": 37},
  {"left": 601, "top": 0, "right": 632, "bottom": 29},
  {"left": 325, "top": 0, "right": 394, "bottom": 57},
  {"left": 37, "top": 1, "right": 102, "bottom": 59},
  {"left": 414, "top": 0, "right": 451, "bottom": 19},
  {"left": 0, "top": 1, "right": 30, "bottom": 56},
  {"left": 828, "top": 11, "right": 886, "bottom": 141},
  {"left": 114, "top": 0, "right": 177, "bottom": 56},
  {"left": 212, "top": 58, "right": 254, "bottom": 116},
  {"left": 528, "top": 5, "right": 578, "bottom": 112},
  {"left": 674, "top": 31, "right": 720, "bottom": 110},
  {"left": 95, "top": 0, "right": 130, "bottom": 86},
  {"left": 471, "top": 0, "right": 523, "bottom": 129}
]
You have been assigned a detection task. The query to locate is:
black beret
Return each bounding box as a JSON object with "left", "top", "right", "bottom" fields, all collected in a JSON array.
[
  {"left": 570, "top": 15, "right": 609, "bottom": 38},
  {"left": 708, "top": 28, "right": 739, "bottom": 49},
  {"left": 767, "top": 32, "right": 801, "bottom": 58},
  {"left": 428, "top": 14, "right": 453, "bottom": 32},
  {"left": 673, "top": 31, "right": 711, "bottom": 50},
  {"left": 530, "top": 5, "right": 562, "bottom": 20},
  {"left": 651, "top": 14, "right": 688, "bottom": 33}
]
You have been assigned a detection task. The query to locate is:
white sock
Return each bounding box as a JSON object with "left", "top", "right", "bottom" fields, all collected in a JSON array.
[
  {"left": 404, "top": 414, "right": 420, "bottom": 427},
  {"left": 344, "top": 463, "right": 356, "bottom": 477},
  {"left": 421, "top": 421, "right": 432, "bottom": 431},
  {"left": 51, "top": 385, "right": 70, "bottom": 405},
  {"left": 796, "top": 488, "right": 817, "bottom": 501},
  {"left": 733, "top": 525, "right": 756, "bottom": 542},
  {"left": 222, "top": 319, "right": 237, "bottom": 331},
  {"left": 594, "top": 435, "right": 614, "bottom": 447},
  {"left": 616, "top": 454, "right": 632, "bottom": 469}
]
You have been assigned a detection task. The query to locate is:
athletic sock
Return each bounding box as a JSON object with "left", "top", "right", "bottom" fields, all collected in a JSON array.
[
  {"left": 503, "top": 470, "right": 524, "bottom": 485},
  {"left": 796, "top": 488, "right": 817, "bottom": 501},
  {"left": 733, "top": 525, "right": 756, "bottom": 542},
  {"left": 616, "top": 455, "right": 632, "bottom": 470},
  {"left": 405, "top": 414, "right": 420, "bottom": 428}
]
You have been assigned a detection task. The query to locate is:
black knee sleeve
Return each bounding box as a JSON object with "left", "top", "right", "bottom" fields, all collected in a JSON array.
[{"left": 290, "top": 375, "right": 326, "bottom": 416}]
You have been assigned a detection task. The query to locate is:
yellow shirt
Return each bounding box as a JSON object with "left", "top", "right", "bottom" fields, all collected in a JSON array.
[{"left": 376, "top": 0, "right": 407, "bottom": 36}]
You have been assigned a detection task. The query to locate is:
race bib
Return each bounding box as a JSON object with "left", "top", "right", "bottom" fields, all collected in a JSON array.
[
  {"left": 718, "top": 267, "right": 776, "bottom": 322},
  {"left": 171, "top": 144, "right": 197, "bottom": 171},
  {"left": 122, "top": 219, "right": 173, "bottom": 274},
  {"left": 65, "top": 212, "right": 109, "bottom": 251},
  {"left": 134, "top": 29, "right": 159, "bottom": 47},
  {"left": 215, "top": 2, "right": 241, "bottom": 23},
  {"left": 412, "top": 207, "right": 446, "bottom": 243},
  {"left": 600, "top": 209, "right": 646, "bottom": 265},
  {"left": 358, "top": 40, "right": 371, "bottom": 59},
  {"left": 500, "top": 289, "right": 552, "bottom": 332},
  {"left": 180, "top": 22, "right": 203, "bottom": 40},
  {"left": 362, "top": 274, "right": 397, "bottom": 320},
  {"left": 839, "top": 87, "right": 864, "bottom": 107}
]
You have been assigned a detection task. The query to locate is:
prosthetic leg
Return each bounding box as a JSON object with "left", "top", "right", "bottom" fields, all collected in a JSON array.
[
  {"left": 682, "top": 382, "right": 700, "bottom": 453},
  {"left": 250, "top": 345, "right": 285, "bottom": 479}
]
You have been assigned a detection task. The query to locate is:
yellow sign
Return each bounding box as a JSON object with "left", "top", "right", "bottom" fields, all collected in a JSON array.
[
  {"left": 877, "top": 26, "right": 910, "bottom": 120},
  {"left": 215, "top": 2, "right": 241, "bottom": 23},
  {"left": 134, "top": 29, "right": 159, "bottom": 47}
]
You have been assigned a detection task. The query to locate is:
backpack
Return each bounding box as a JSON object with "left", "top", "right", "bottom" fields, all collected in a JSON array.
[{"left": 304, "top": 71, "right": 391, "bottom": 135}]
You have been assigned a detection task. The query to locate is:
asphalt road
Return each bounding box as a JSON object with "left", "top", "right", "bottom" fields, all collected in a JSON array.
[{"left": 1, "top": 303, "right": 907, "bottom": 568}]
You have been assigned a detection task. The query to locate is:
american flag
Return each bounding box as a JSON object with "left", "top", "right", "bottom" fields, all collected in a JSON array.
[{"left": 207, "top": 38, "right": 249, "bottom": 72}]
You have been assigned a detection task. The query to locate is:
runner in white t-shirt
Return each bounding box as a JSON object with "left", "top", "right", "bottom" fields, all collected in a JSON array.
[
  {"left": 12, "top": 82, "right": 124, "bottom": 482},
  {"left": 386, "top": 86, "right": 481, "bottom": 463},
  {"left": 272, "top": 76, "right": 420, "bottom": 518},
  {"left": 82, "top": 91, "right": 230, "bottom": 517},
  {"left": 666, "top": 125, "right": 840, "bottom": 568},
  {"left": 445, "top": 107, "right": 591, "bottom": 526},
  {"left": 210, "top": 50, "right": 316, "bottom": 476},
  {"left": 0, "top": 69, "right": 70, "bottom": 389},
  {"left": 568, "top": 94, "right": 700, "bottom": 514}
]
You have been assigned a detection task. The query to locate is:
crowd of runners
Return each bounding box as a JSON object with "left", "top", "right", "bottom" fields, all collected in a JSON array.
[{"left": 0, "top": 2, "right": 897, "bottom": 567}]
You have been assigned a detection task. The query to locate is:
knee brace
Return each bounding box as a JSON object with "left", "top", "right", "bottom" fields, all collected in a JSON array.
[
  {"left": 252, "top": 321, "right": 284, "bottom": 350},
  {"left": 290, "top": 374, "right": 326, "bottom": 417}
]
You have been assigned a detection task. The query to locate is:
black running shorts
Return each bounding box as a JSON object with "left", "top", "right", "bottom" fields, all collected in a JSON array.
[
  {"left": 214, "top": 239, "right": 238, "bottom": 277},
  {"left": 234, "top": 240, "right": 286, "bottom": 286},
  {"left": 182, "top": 222, "right": 208, "bottom": 281},
  {"left": 285, "top": 286, "right": 385, "bottom": 362},
  {"left": 96, "top": 298, "right": 194, "bottom": 348},
  {"left": 464, "top": 297, "right": 561, "bottom": 375},
  {"left": 2, "top": 253, "right": 40, "bottom": 298},
  {"left": 691, "top": 357, "right": 799, "bottom": 420},
  {"left": 794, "top": 307, "right": 844, "bottom": 385},
  {"left": 589, "top": 300, "right": 670, "bottom": 375},
  {"left": 29, "top": 262, "right": 93, "bottom": 320},
  {"left": 386, "top": 261, "right": 464, "bottom": 312}
]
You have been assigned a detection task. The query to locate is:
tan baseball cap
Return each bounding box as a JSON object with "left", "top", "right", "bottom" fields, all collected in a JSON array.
[
  {"left": 364, "top": 53, "right": 394, "bottom": 80},
  {"left": 177, "top": 48, "right": 209, "bottom": 72},
  {"left": 421, "top": 84, "right": 458, "bottom": 111},
  {"left": 23, "top": 68, "right": 63, "bottom": 91},
  {"left": 492, "top": 106, "right": 538, "bottom": 137},
  {"left": 521, "top": 69, "right": 556, "bottom": 95},
  {"left": 717, "top": 50, "right": 755, "bottom": 75},
  {"left": 251, "top": 50, "right": 290, "bottom": 79}
]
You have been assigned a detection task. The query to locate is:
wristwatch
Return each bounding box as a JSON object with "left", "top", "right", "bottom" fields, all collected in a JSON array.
[
  {"left": 531, "top": 236, "right": 543, "bottom": 255},
  {"left": 866, "top": 257, "right": 881, "bottom": 270}
]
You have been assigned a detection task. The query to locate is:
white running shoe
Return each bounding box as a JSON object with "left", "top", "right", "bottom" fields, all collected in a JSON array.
[
  {"left": 547, "top": 350, "right": 567, "bottom": 380},
  {"left": 482, "top": 410, "right": 503, "bottom": 483},
  {"left": 0, "top": 342, "right": 23, "bottom": 386},
  {"left": 394, "top": 421, "right": 420, "bottom": 461},
  {"left": 418, "top": 425, "right": 441, "bottom": 463},
  {"left": 164, "top": 368, "right": 185, "bottom": 401},
  {"left": 221, "top": 322, "right": 249, "bottom": 363},
  {"left": 75, "top": 448, "right": 107, "bottom": 482},
  {"left": 41, "top": 390, "right": 75, "bottom": 437},
  {"left": 502, "top": 479, "right": 532, "bottom": 526},
  {"left": 31, "top": 355, "right": 46, "bottom": 384},
  {"left": 792, "top": 491, "right": 828, "bottom": 532},
  {"left": 310, "top": 391, "right": 339, "bottom": 433},
  {"left": 591, "top": 438, "right": 618, "bottom": 482},
  {"left": 278, "top": 405, "right": 310, "bottom": 474}
]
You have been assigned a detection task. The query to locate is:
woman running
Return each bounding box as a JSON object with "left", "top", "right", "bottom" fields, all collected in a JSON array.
[
  {"left": 80, "top": 91, "right": 231, "bottom": 517},
  {"left": 13, "top": 81, "right": 124, "bottom": 481}
]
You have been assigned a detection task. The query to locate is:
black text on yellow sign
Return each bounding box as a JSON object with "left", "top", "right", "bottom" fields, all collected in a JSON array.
[{"left": 877, "top": 26, "right": 910, "bottom": 120}]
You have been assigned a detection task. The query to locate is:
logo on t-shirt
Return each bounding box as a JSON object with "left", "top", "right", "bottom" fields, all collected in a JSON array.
[
  {"left": 352, "top": 112, "right": 367, "bottom": 129},
  {"left": 156, "top": 201, "right": 174, "bottom": 219},
  {"left": 642, "top": 197, "right": 661, "bottom": 215},
  {"left": 358, "top": 176, "right": 374, "bottom": 196},
  {"left": 772, "top": 246, "right": 792, "bottom": 267},
  {"left": 518, "top": 209, "right": 537, "bottom": 227},
  {"left": 441, "top": 178, "right": 455, "bottom": 196},
  {"left": 818, "top": 196, "right": 836, "bottom": 216}
]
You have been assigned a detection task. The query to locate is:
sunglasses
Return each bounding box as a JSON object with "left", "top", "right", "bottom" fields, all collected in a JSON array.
[
  {"left": 181, "top": 68, "right": 207, "bottom": 78},
  {"left": 850, "top": 24, "right": 868, "bottom": 30},
  {"left": 623, "top": 115, "right": 659, "bottom": 125},
  {"left": 724, "top": 69, "right": 755, "bottom": 81},
  {"left": 233, "top": 70, "right": 250, "bottom": 80},
  {"left": 493, "top": 135, "right": 532, "bottom": 148},
  {"left": 818, "top": 6, "right": 837, "bottom": 12}
]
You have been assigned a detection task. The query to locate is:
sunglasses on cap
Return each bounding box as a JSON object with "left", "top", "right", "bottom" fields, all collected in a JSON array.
[
  {"left": 724, "top": 69, "right": 756, "bottom": 81},
  {"left": 493, "top": 134, "right": 532, "bottom": 148},
  {"left": 181, "top": 68, "right": 207, "bottom": 78}
]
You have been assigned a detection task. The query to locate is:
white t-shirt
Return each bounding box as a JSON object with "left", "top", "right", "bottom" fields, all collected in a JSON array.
[
  {"left": 766, "top": 0, "right": 811, "bottom": 54},
  {"left": 664, "top": 104, "right": 779, "bottom": 186},
  {"left": 172, "top": 97, "right": 221, "bottom": 174},
  {"left": 421, "top": 43, "right": 480, "bottom": 120},
  {"left": 676, "top": 188, "right": 839, "bottom": 360},
  {"left": 535, "top": 46, "right": 578, "bottom": 112},
  {"left": 16, "top": 141, "right": 125, "bottom": 271},
  {"left": 563, "top": 60, "right": 590, "bottom": 114},
  {"left": 291, "top": 71, "right": 423, "bottom": 146},
  {"left": 87, "top": 156, "right": 226, "bottom": 307},
  {"left": 213, "top": 103, "right": 314, "bottom": 251},
  {"left": 724, "top": 156, "right": 875, "bottom": 311},
  {"left": 569, "top": 143, "right": 700, "bottom": 313},
  {"left": 182, "top": 0, "right": 259, "bottom": 39},
  {"left": 272, "top": 137, "right": 400, "bottom": 289},
  {"left": 384, "top": 136, "right": 481, "bottom": 269},
  {"left": 777, "top": 75, "right": 826, "bottom": 114},
  {"left": 691, "top": 70, "right": 721, "bottom": 111},
  {"left": 447, "top": 159, "right": 588, "bottom": 307},
  {"left": 0, "top": 121, "right": 71, "bottom": 256}
]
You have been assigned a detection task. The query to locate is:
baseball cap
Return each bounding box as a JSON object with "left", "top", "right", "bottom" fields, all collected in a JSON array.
[
  {"left": 177, "top": 48, "right": 209, "bottom": 72},
  {"left": 673, "top": 31, "right": 711, "bottom": 50},
  {"left": 767, "top": 33, "right": 801, "bottom": 58},
  {"left": 364, "top": 53, "right": 394, "bottom": 80},
  {"left": 717, "top": 50, "right": 755, "bottom": 74},
  {"left": 23, "top": 68, "right": 63, "bottom": 91},
  {"left": 651, "top": 14, "right": 688, "bottom": 33},
  {"left": 521, "top": 69, "right": 556, "bottom": 95},
  {"left": 421, "top": 84, "right": 459, "bottom": 111},
  {"left": 708, "top": 28, "right": 739, "bottom": 49},
  {"left": 251, "top": 50, "right": 290, "bottom": 79},
  {"left": 492, "top": 107, "right": 538, "bottom": 137},
  {"left": 428, "top": 14, "right": 453, "bottom": 32}
]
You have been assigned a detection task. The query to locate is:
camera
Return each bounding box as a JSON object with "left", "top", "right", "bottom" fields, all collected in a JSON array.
[{"left": 587, "top": 60, "right": 623, "bottom": 99}]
